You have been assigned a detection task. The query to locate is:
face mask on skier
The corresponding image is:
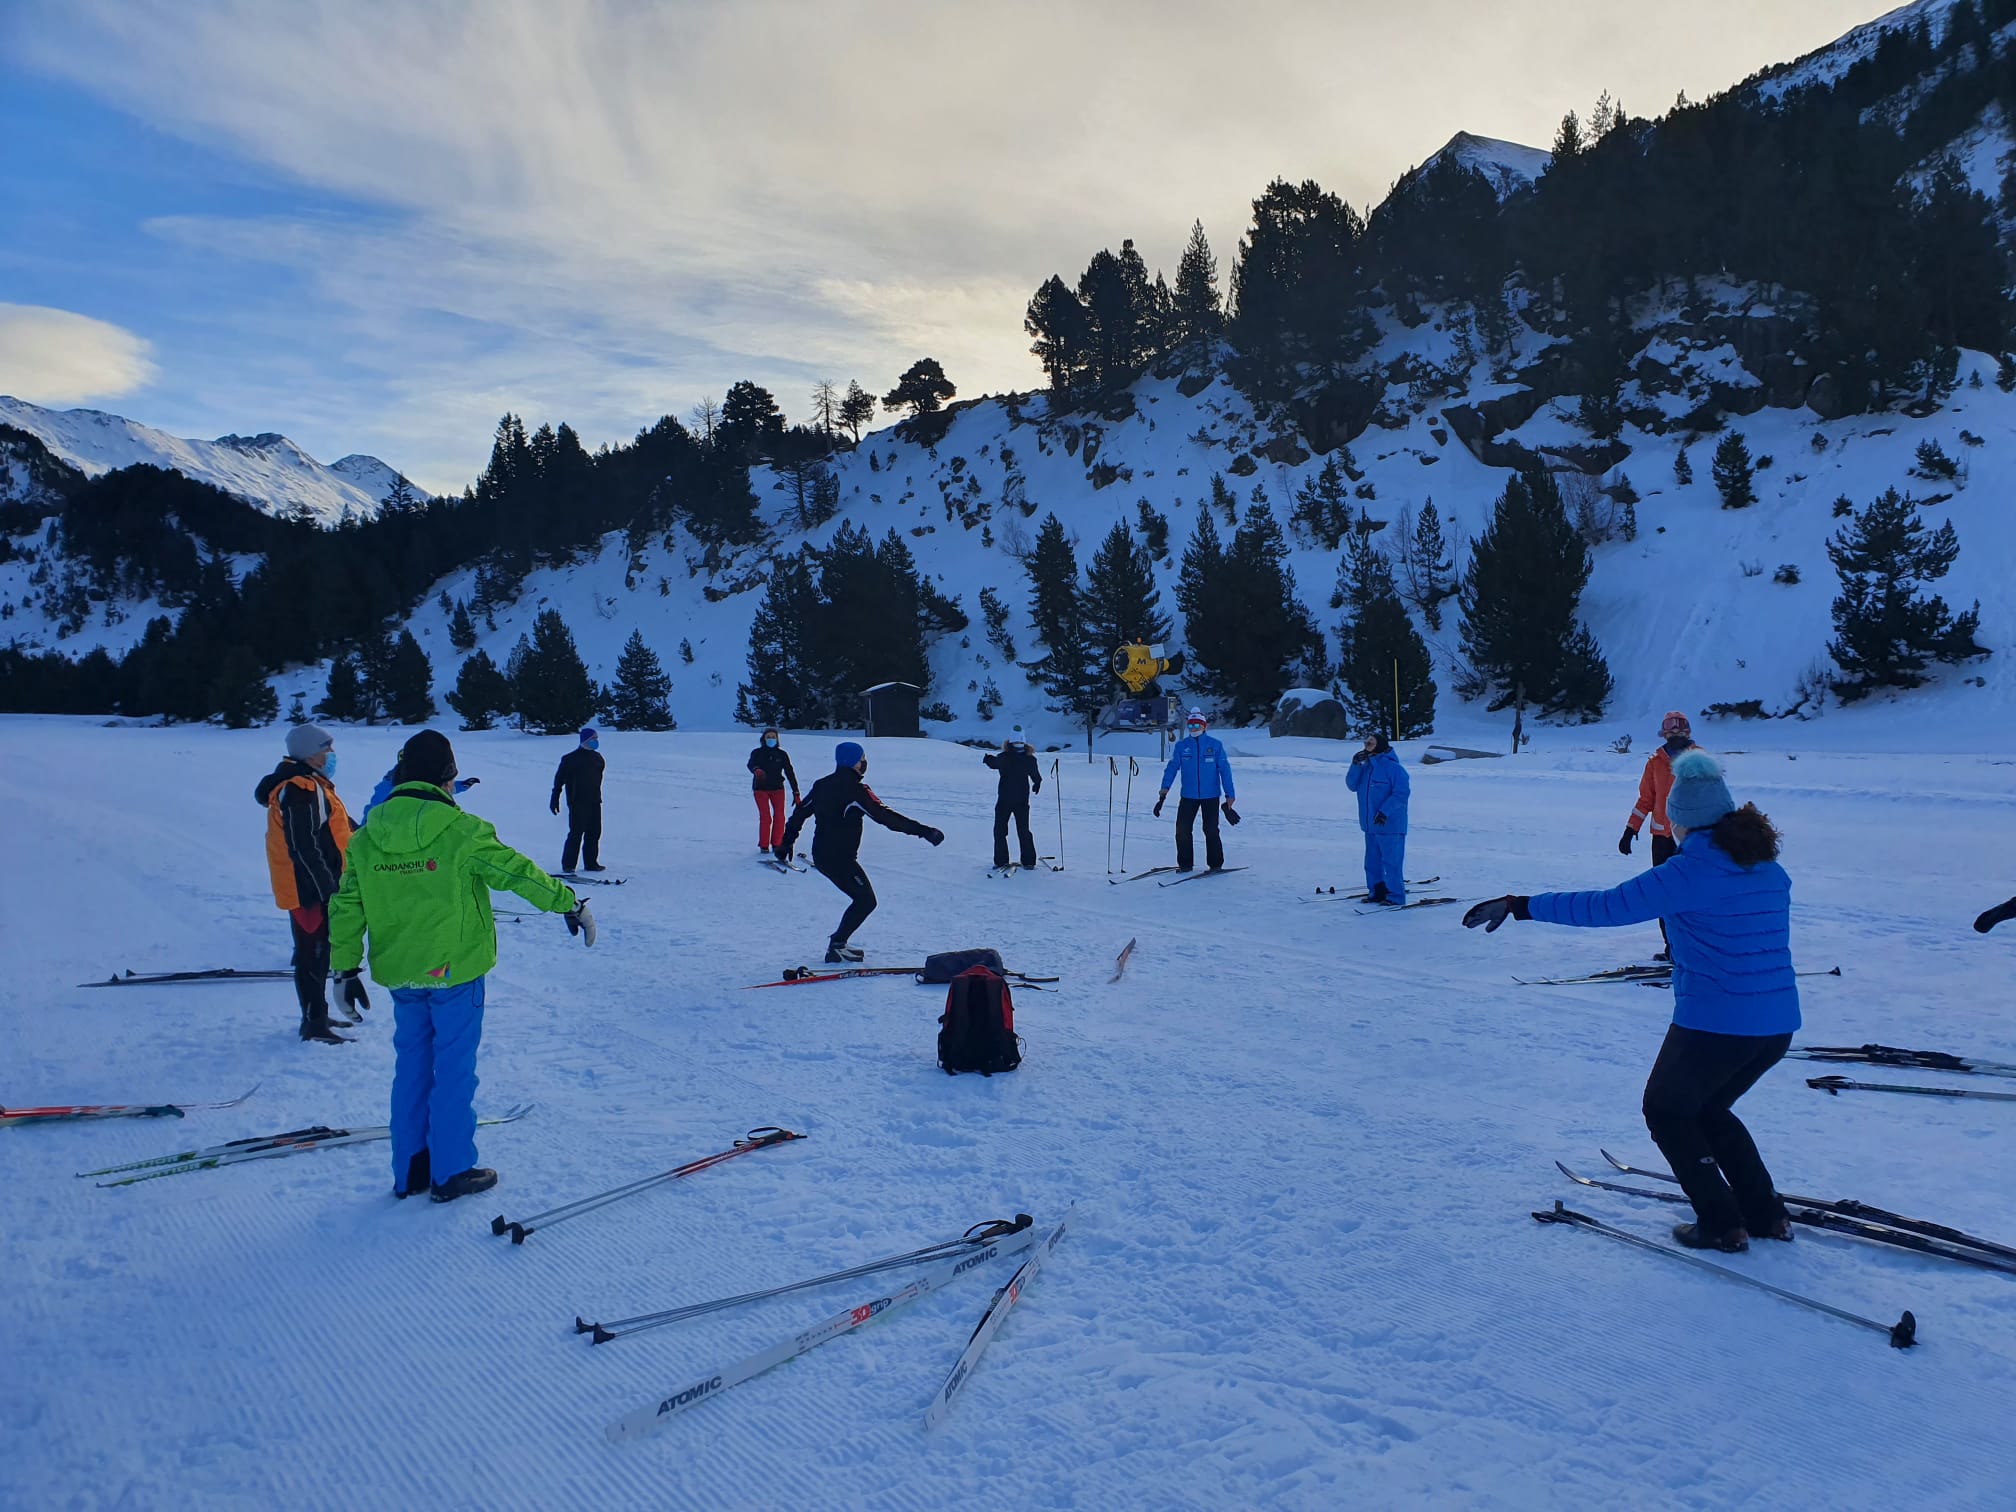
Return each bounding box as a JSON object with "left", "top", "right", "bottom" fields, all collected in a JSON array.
[
  {"left": 763, "top": 736, "right": 777, "bottom": 747},
  {"left": 584, "top": 738, "right": 599, "bottom": 752},
  {"left": 319, "top": 751, "right": 338, "bottom": 778}
]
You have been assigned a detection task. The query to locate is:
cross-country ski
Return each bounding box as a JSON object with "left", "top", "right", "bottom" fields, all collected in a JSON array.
[
  {"left": 491, "top": 1126, "right": 803, "bottom": 1244},
  {"left": 96, "top": 1105, "right": 536, "bottom": 1187},
  {"left": 3, "top": 1085, "right": 260, "bottom": 1127},
  {"left": 924, "top": 1207, "right": 1071, "bottom": 1429},
  {"left": 78, "top": 968, "right": 293, "bottom": 989}
]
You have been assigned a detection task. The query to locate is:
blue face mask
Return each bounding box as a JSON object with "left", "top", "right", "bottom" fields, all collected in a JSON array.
[
  {"left": 584, "top": 739, "right": 599, "bottom": 752},
  {"left": 763, "top": 737, "right": 777, "bottom": 748},
  {"left": 320, "top": 752, "right": 338, "bottom": 778}
]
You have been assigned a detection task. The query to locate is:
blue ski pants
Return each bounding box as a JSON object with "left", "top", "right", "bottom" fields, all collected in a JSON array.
[
  {"left": 1363, "top": 830, "right": 1407, "bottom": 904},
  {"left": 390, "top": 976, "right": 487, "bottom": 1191}
]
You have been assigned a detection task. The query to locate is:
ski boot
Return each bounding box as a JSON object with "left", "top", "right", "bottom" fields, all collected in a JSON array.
[
  {"left": 431, "top": 1167, "right": 499, "bottom": 1203},
  {"left": 395, "top": 1150, "right": 432, "bottom": 1200},
  {"left": 299, "top": 1004, "right": 352, "bottom": 1045},
  {"left": 1671, "top": 1222, "right": 1749, "bottom": 1253},
  {"left": 825, "top": 941, "right": 864, "bottom": 964}
]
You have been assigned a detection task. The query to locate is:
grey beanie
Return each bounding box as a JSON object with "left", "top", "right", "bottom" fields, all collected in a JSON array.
[
  {"left": 1664, "top": 749, "right": 1736, "bottom": 832},
  {"left": 285, "top": 723, "right": 334, "bottom": 760}
]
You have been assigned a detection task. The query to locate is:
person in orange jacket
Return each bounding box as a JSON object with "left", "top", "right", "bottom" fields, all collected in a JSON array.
[
  {"left": 1619, "top": 711, "right": 1699, "bottom": 959},
  {"left": 254, "top": 723, "right": 369, "bottom": 1044}
]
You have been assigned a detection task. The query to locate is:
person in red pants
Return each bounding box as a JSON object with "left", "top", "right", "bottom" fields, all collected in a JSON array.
[{"left": 747, "top": 727, "right": 800, "bottom": 853}]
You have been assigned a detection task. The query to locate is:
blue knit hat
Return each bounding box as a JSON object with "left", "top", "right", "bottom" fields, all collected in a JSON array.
[
  {"left": 835, "top": 740, "right": 865, "bottom": 768},
  {"left": 1665, "top": 749, "right": 1736, "bottom": 832}
]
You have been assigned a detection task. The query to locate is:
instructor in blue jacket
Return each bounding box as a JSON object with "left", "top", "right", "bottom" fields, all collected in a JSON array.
[
  {"left": 1154, "top": 708, "right": 1238, "bottom": 872},
  {"left": 1462, "top": 751, "right": 1799, "bottom": 1254},
  {"left": 1345, "top": 732, "right": 1410, "bottom": 904}
]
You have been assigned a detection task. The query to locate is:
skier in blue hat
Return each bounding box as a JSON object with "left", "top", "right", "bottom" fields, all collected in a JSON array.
[{"left": 777, "top": 742, "right": 944, "bottom": 962}]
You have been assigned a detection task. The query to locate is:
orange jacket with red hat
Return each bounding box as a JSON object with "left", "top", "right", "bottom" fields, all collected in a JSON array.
[{"left": 1626, "top": 712, "right": 1698, "bottom": 838}]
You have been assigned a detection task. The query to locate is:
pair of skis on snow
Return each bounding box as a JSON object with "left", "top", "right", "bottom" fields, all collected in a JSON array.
[
  {"left": 988, "top": 855, "right": 1062, "bottom": 877},
  {"left": 595, "top": 1207, "right": 1073, "bottom": 1442},
  {"left": 746, "top": 965, "right": 1059, "bottom": 990},
  {"left": 1300, "top": 876, "right": 1441, "bottom": 903},
  {"left": 79, "top": 1105, "right": 536, "bottom": 1186},
  {"left": 3, "top": 1084, "right": 261, "bottom": 1128},
  {"left": 1106, "top": 864, "right": 1251, "bottom": 888},
  {"left": 1515, "top": 963, "right": 1843, "bottom": 988}
]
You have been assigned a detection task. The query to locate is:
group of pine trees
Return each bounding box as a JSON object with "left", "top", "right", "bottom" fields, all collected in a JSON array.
[{"left": 735, "top": 524, "right": 966, "bottom": 727}]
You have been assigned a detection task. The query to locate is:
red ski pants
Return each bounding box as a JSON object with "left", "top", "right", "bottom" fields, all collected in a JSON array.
[{"left": 755, "top": 788, "right": 787, "bottom": 848}]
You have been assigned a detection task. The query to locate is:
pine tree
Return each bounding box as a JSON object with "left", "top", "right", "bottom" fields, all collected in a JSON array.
[
  {"left": 1078, "top": 249, "right": 1141, "bottom": 391},
  {"left": 1022, "top": 514, "right": 1101, "bottom": 727},
  {"left": 1185, "top": 505, "right": 1323, "bottom": 720},
  {"left": 1290, "top": 458, "right": 1352, "bottom": 549},
  {"left": 1827, "top": 487, "right": 1985, "bottom": 699},
  {"left": 810, "top": 380, "right": 841, "bottom": 437},
  {"left": 718, "top": 380, "right": 786, "bottom": 462},
  {"left": 316, "top": 654, "right": 368, "bottom": 722},
  {"left": 1400, "top": 499, "right": 1455, "bottom": 631},
  {"left": 513, "top": 608, "right": 599, "bottom": 734},
  {"left": 1712, "top": 432, "right": 1756, "bottom": 509},
  {"left": 882, "top": 358, "right": 956, "bottom": 418},
  {"left": 1024, "top": 275, "right": 1095, "bottom": 402},
  {"left": 1082, "top": 520, "right": 1171, "bottom": 668},
  {"left": 448, "top": 600, "right": 478, "bottom": 652},
  {"left": 1334, "top": 525, "right": 1436, "bottom": 736},
  {"left": 1674, "top": 444, "right": 1694, "bottom": 487},
  {"left": 1135, "top": 499, "right": 1171, "bottom": 560},
  {"left": 737, "top": 553, "right": 822, "bottom": 727},
  {"left": 978, "top": 585, "right": 1017, "bottom": 662},
  {"left": 1210, "top": 472, "right": 1238, "bottom": 526},
  {"left": 607, "top": 630, "right": 676, "bottom": 730},
  {"left": 208, "top": 647, "right": 279, "bottom": 729},
  {"left": 840, "top": 381, "right": 876, "bottom": 443},
  {"left": 1172, "top": 219, "right": 1222, "bottom": 359},
  {"left": 1458, "top": 470, "right": 1614, "bottom": 718},
  {"left": 378, "top": 630, "right": 437, "bottom": 724},
  {"left": 448, "top": 649, "right": 513, "bottom": 731}
]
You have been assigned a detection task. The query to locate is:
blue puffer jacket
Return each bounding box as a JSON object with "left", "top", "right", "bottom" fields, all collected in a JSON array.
[
  {"left": 1345, "top": 750, "right": 1409, "bottom": 834},
  {"left": 1527, "top": 831, "right": 1801, "bottom": 1037},
  {"left": 362, "top": 768, "right": 476, "bottom": 824},
  {"left": 1161, "top": 735, "right": 1235, "bottom": 801}
]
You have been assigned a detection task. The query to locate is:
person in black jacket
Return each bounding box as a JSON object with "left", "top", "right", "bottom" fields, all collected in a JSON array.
[
  {"left": 550, "top": 727, "right": 606, "bottom": 872},
  {"left": 747, "top": 727, "right": 800, "bottom": 854},
  {"left": 777, "top": 741, "right": 943, "bottom": 961},
  {"left": 983, "top": 727, "right": 1042, "bottom": 869}
]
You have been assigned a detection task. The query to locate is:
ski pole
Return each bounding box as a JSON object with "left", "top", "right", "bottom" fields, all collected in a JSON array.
[
  {"left": 1106, "top": 757, "right": 1116, "bottom": 875},
  {"left": 578, "top": 1216, "right": 1031, "bottom": 1342},
  {"left": 491, "top": 1127, "right": 804, "bottom": 1244},
  {"left": 1120, "top": 757, "right": 1138, "bottom": 872},
  {"left": 1052, "top": 759, "right": 1063, "bottom": 871}
]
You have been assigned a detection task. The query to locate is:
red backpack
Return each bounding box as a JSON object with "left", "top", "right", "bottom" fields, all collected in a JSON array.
[{"left": 937, "top": 966, "right": 1021, "bottom": 1075}]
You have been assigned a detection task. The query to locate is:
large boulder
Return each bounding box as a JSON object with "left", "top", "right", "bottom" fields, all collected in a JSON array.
[{"left": 1270, "top": 689, "right": 1352, "bottom": 740}]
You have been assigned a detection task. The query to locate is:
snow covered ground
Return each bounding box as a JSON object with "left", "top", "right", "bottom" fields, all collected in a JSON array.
[{"left": 3, "top": 719, "right": 2014, "bottom": 1509}]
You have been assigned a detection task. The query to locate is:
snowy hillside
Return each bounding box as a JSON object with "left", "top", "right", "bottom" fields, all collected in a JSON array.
[
  {"left": 1421, "top": 131, "right": 1552, "bottom": 198},
  {"left": 0, "top": 396, "right": 402, "bottom": 524},
  {"left": 1757, "top": 0, "right": 1966, "bottom": 100}
]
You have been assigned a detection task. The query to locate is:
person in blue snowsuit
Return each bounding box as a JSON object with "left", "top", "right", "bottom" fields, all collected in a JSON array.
[
  {"left": 360, "top": 765, "right": 477, "bottom": 824},
  {"left": 1154, "top": 709, "right": 1239, "bottom": 872},
  {"left": 1345, "top": 732, "right": 1410, "bottom": 904},
  {"left": 1462, "top": 750, "right": 1800, "bottom": 1253}
]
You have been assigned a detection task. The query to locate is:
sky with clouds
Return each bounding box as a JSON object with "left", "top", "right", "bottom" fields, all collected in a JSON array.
[{"left": 0, "top": 0, "right": 1894, "bottom": 492}]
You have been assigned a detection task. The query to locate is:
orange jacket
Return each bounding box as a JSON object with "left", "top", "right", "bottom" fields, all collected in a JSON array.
[
  {"left": 1627, "top": 747, "right": 1689, "bottom": 836},
  {"left": 257, "top": 762, "right": 353, "bottom": 910}
]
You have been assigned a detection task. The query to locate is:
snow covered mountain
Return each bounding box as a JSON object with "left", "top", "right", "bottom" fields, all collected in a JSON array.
[
  {"left": 0, "top": 396, "right": 403, "bottom": 525},
  {"left": 1418, "top": 131, "right": 1552, "bottom": 198}
]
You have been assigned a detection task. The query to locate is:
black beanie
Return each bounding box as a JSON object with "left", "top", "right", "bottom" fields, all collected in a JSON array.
[{"left": 395, "top": 729, "right": 458, "bottom": 789}]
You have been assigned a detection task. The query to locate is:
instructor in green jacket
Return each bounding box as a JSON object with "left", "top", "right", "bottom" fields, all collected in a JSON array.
[{"left": 331, "top": 730, "right": 596, "bottom": 1203}]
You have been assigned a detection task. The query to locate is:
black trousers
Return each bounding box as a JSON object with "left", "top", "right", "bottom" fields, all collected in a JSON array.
[
  {"left": 814, "top": 857, "right": 877, "bottom": 945},
  {"left": 289, "top": 911, "right": 331, "bottom": 1016},
  {"left": 1651, "top": 832, "right": 1678, "bottom": 950},
  {"left": 1175, "top": 797, "right": 1223, "bottom": 871},
  {"left": 1641, "top": 1023, "right": 1792, "bottom": 1235},
  {"left": 993, "top": 799, "right": 1036, "bottom": 868},
  {"left": 563, "top": 804, "right": 602, "bottom": 871}
]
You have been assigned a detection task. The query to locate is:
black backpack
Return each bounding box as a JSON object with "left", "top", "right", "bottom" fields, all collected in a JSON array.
[
  {"left": 937, "top": 966, "right": 1021, "bottom": 1076},
  {"left": 919, "top": 947, "right": 1005, "bottom": 984}
]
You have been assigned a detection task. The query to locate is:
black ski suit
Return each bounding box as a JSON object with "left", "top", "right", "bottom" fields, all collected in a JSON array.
[
  {"left": 551, "top": 746, "right": 606, "bottom": 871},
  {"left": 984, "top": 746, "right": 1042, "bottom": 868},
  {"left": 779, "top": 768, "right": 936, "bottom": 947}
]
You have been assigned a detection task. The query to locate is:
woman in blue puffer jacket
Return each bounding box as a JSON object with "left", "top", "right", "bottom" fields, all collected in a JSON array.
[{"left": 1462, "top": 751, "right": 1799, "bottom": 1253}]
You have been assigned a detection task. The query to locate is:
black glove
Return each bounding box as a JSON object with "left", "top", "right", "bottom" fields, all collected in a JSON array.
[
  {"left": 1618, "top": 827, "right": 1635, "bottom": 856},
  {"left": 1222, "top": 803, "right": 1240, "bottom": 826},
  {"left": 922, "top": 827, "right": 945, "bottom": 847},
  {"left": 551, "top": 799, "right": 561, "bottom": 817},
  {"left": 564, "top": 897, "right": 597, "bottom": 947},
  {"left": 1373, "top": 813, "right": 1385, "bottom": 826},
  {"left": 334, "top": 969, "right": 371, "bottom": 1012},
  {"left": 1462, "top": 896, "right": 1531, "bottom": 933},
  {"left": 1975, "top": 898, "right": 2016, "bottom": 933},
  {"left": 1032, "top": 782, "right": 1042, "bottom": 796},
  {"left": 1350, "top": 749, "right": 1369, "bottom": 764},
  {"left": 1153, "top": 794, "right": 1166, "bottom": 819},
  {"left": 461, "top": 777, "right": 480, "bottom": 788},
  {"left": 773, "top": 843, "right": 792, "bottom": 864}
]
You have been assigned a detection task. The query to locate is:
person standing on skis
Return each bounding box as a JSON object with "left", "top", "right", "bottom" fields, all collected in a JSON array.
[
  {"left": 1346, "top": 732, "right": 1411, "bottom": 904},
  {"left": 255, "top": 723, "right": 366, "bottom": 1045},
  {"left": 1463, "top": 750, "right": 1799, "bottom": 1253},
  {"left": 331, "top": 730, "right": 595, "bottom": 1204},
  {"left": 1154, "top": 709, "right": 1238, "bottom": 873},
  {"left": 984, "top": 726, "right": 1042, "bottom": 870},
  {"left": 1621, "top": 711, "right": 1699, "bottom": 959},
  {"left": 747, "top": 727, "right": 800, "bottom": 855},
  {"left": 551, "top": 727, "right": 606, "bottom": 873},
  {"left": 776, "top": 741, "right": 943, "bottom": 962}
]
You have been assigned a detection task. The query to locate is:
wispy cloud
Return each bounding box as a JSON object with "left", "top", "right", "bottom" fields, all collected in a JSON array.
[
  {"left": 6, "top": 0, "right": 1884, "bottom": 487},
  {"left": 0, "top": 303, "right": 157, "bottom": 404}
]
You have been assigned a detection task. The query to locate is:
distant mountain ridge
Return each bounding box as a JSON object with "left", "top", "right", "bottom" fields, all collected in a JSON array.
[
  {"left": 0, "top": 396, "right": 402, "bottom": 525},
  {"left": 1419, "top": 131, "right": 1552, "bottom": 198}
]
